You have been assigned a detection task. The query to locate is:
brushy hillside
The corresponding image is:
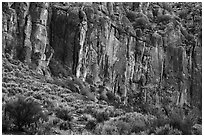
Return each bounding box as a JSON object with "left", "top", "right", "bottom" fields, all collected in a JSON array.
[
  {"left": 2, "top": 48, "right": 202, "bottom": 135},
  {"left": 2, "top": 2, "right": 202, "bottom": 135}
]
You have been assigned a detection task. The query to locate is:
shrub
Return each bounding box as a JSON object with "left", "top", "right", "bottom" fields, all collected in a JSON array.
[
  {"left": 112, "top": 108, "right": 125, "bottom": 117},
  {"left": 94, "top": 123, "right": 104, "bottom": 135},
  {"left": 55, "top": 107, "right": 73, "bottom": 121},
  {"left": 94, "top": 110, "right": 110, "bottom": 123},
  {"left": 94, "top": 112, "right": 156, "bottom": 135},
  {"left": 150, "top": 115, "right": 170, "bottom": 130},
  {"left": 168, "top": 106, "right": 198, "bottom": 135},
  {"left": 35, "top": 121, "right": 56, "bottom": 135},
  {"left": 4, "top": 95, "right": 47, "bottom": 131},
  {"left": 117, "top": 112, "right": 148, "bottom": 133},
  {"left": 137, "top": 129, "right": 151, "bottom": 135},
  {"left": 101, "top": 124, "right": 119, "bottom": 135},
  {"left": 81, "top": 130, "right": 92, "bottom": 135},
  {"left": 93, "top": 120, "right": 121, "bottom": 135},
  {"left": 85, "top": 119, "right": 97, "bottom": 131},
  {"left": 154, "top": 124, "right": 182, "bottom": 135},
  {"left": 115, "top": 120, "right": 131, "bottom": 135},
  {"left": 59, "top": 121, "right": 72, "bottom": 131},
  {"left": 52, "top": 117, "right": 61, "bottom": 126},
  {"left": 83, "top": 106, "right": 96, "bottom": 115}
]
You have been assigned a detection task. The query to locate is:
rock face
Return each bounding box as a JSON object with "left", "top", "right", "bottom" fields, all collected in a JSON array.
[
  {"left": 2, "top": 2, "right": 52, "bottom": 77},
  {"left": 49, "top": 3, "right": 137, "bottom": 103},
  {"left": 2, "top": 3, "right": 18, "bottom": 58},
  {"left": 2, "top": 2, "right": 202, "bottom": 107},
  {"left": 29, "top": 3, "right": 50, "bottom": 75}
]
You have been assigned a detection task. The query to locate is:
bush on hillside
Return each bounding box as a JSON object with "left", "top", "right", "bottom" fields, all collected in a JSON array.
[
  {"left": 154, "top": 124, "right": 182, "bottom": 135},
  {"left": 55, "top": 107, "right": 73, "bottom": 121},
  {"left": 4, "top": 95, "right": 48, "bottom": 131}
]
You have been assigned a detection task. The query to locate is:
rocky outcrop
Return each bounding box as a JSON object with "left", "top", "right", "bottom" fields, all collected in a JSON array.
[
  {"left": 49, "top": 3, "right": 139, "bottom": 103},
  {"left": 29, "top": 2, "right": 50, "bottom": 76},
  {"left": 2, "top": 2, "right": 202, "bottom": 107},
  {"left": 2, "top": 2, "right": 52, "bottom": 78},
  {"left": 2, "top": 3, "right": 17, "bottom": 58}
]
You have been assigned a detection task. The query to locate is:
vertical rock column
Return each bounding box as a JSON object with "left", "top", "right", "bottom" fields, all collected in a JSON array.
[
  {"left": 150, "top": 31, "right": 164, "bottom": 105},
  {"left": 163, "top": 22, "right": 188, "bottom": 107},
  {"left": 76, "top": 7, "right": 88, "bottom": 80},
  {"left": 24, "top": 14, "right": 32, "bottom": 64},
  {"left": 29, "top": 2, "right": 49, "bottom": 74},
  {"left": 2, "top": 3, "right": 18, "bottom": 58},
  {"left": 13, "top": 2, "right": 30, "bottom": 60},
  {"left": 124, "top": 36, "right": 136, "bottom": 103}
]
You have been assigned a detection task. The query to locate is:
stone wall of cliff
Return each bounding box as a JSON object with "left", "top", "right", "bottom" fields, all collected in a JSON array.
[{"left": 2, "top": 2, "right": 202, "bottom": 108}]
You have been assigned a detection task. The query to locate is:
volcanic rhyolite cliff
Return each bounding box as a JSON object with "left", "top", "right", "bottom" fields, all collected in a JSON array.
[{"left": 2, "top": 2, "right": 202, "bottom": 135}]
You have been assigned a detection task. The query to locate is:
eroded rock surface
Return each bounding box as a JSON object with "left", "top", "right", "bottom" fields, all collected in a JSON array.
[{"left": 2, "top": 2, "right": 202, "bottom": 135}]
